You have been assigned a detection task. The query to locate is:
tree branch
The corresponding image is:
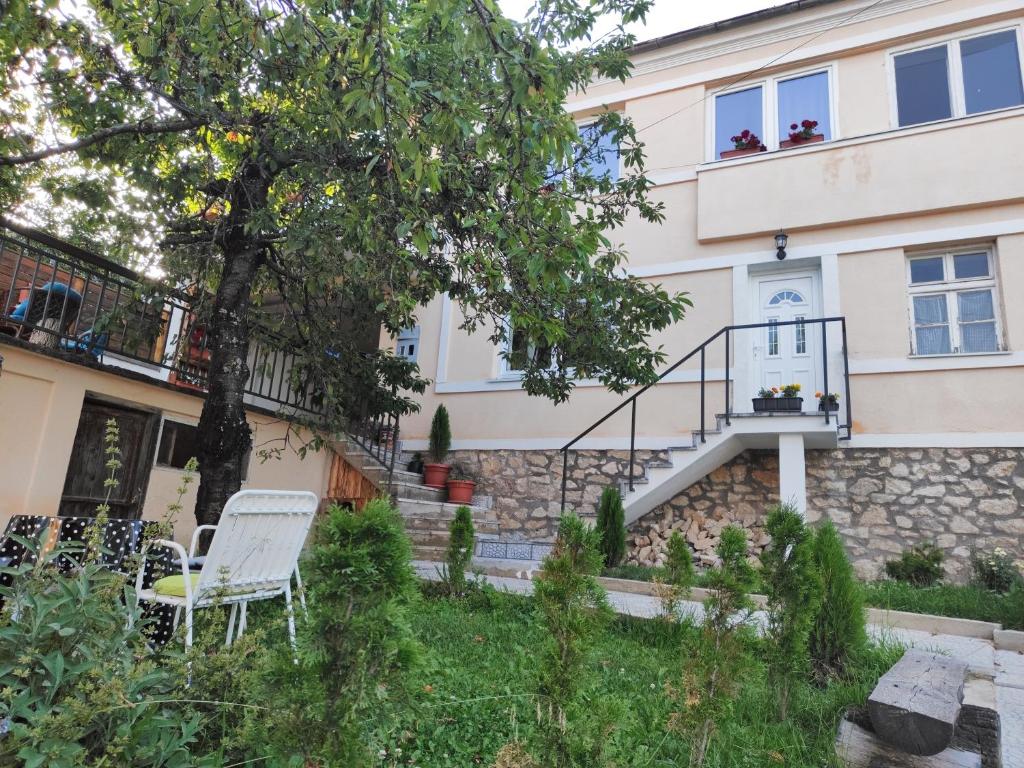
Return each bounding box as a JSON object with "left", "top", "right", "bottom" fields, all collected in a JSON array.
[{"left": 0, "top": 117, "right": 206, "bottom": 166}]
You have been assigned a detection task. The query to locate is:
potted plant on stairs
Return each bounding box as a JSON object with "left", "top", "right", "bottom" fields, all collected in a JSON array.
[
  {"left": 446, "top": 463, "right": 476, "bottom": 505},
  {"left": 423, "top": 404, "right": 452, "bottom": 488},
  {"left": 752, "top": 384, "right": 804, "bottom": 412}
]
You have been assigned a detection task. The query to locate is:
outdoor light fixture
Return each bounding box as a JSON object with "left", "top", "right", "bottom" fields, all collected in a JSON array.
[{"left": 775, "top": 231, "right": 789, "bottom": 260}]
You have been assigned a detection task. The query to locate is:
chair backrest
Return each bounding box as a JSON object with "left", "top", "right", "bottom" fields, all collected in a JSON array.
[{"left": 196, "top": 490, "right": 318, "bottom": 598}]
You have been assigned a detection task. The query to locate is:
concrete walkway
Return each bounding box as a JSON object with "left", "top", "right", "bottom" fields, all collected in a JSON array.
[{"left": 413, "top": 562, "right": 1024, "bottom": 767}]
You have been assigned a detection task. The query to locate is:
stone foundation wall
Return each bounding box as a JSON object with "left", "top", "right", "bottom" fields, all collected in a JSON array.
[{"left": 448, "top": 446, "right": 1023, "bottom": 582}]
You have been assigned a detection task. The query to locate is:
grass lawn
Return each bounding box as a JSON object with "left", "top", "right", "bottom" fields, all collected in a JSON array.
[
  {"left": 368, "top": 588, "right": 900, "bottom": 768},
  {"left": 602, "top": 567, "right": 1024, "bottom": 630}
]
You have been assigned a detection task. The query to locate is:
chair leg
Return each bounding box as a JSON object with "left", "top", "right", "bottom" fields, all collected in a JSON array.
[
  {"left": 184, "top": 601, "right": 194, "bottom": 651},
  {"left": 294, "top": 566, "right": 308, "bottom": 620},
  {"left": 284, "top": 584, "right": 297, "bottom": 660},
  {"left": 226, "top": 603, "right": 238, "bottom": 646}
]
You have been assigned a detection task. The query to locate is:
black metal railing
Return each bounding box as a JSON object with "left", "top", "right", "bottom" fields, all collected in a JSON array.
[
  {"left": 0, "top": 221, "right": 317, "bottom": 415},
  {"left": 559, "top": 317, "right": 853, "bottom": 512},
  {"left": 348, "top": 401, "right": 401, "bottom": 494}
]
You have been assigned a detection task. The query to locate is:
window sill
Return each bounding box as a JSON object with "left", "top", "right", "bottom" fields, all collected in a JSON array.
[{"left": 908, "top": 351, "right": 1010, "bottom": 360}]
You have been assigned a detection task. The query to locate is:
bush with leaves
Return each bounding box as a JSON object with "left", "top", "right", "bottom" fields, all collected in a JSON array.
[
  {"left": 442, "top": 505, "right": 476, "bottom": 596},
  {"left": 533, "top": 513, "right": 615, "bottom": 768},
  {"left": 428, "top": 404, "right": 452, "bottom": 465},
  {"left": 673, "top": 525, "right": 757, "bottom": 768},
  {"left": 809, "top": 522, "right": 867, "bottom": 680},
  {"left": 247, "top": 498, "right": 420, "bottom": 766},
  {"left": 0, "top": 545, "right": 203, "bottom": 768},
  {"left": 655, "top": 531, "right": 695, "bottom": 621},
  {"left": 971, "top": 547, "right": 1022, "bottom": 594},
  {"left": 595, "top": 485, "right": 626, "bottom": 568},
  {"left": 884, "top": 541, "right": 945, "bottom": 586},
  {"left": 760, "top": 504, "right": 821, "bottom": 720}
]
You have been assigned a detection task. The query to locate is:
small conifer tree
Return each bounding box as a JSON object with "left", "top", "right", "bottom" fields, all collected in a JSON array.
[
  {"left": 428, "top": 404, "right": 451, "bottom": 464},
  {"left": 534, "top": 513, "right": 613, "bottom": 767},
  {"left": 809, "top": 522, "right": 867, "bottom": 680},
  {"left": 595, "top": 485, "right": 626, "bottom": 568},
  {"left": 761, "top": 504, "right": 822, "bottom": 720},
  {"left": 657, "top": 531, "right": 696, "bottom": 620},
  {"left": 443, "top": 505, "right": 475, "bottom": 596},
  {"left": 678, "top": 525, "right": 757, "bottom": 768}
]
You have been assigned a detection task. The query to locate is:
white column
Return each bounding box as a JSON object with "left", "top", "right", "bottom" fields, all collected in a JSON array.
[{"left": 778, "top": 432, "right": 807, "bottom": 515}]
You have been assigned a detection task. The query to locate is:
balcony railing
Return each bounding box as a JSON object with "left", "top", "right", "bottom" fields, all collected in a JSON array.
[{"left": 0, "top": 221, "right": 317, "bottom": 415}]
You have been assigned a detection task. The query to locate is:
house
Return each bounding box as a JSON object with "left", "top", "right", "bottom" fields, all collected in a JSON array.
[
  {"left": 0, "top": 220, "right": 376, "bottom": 545},
  {"left": 386, "top": 0, "right": 1024, "bottom": 580}
]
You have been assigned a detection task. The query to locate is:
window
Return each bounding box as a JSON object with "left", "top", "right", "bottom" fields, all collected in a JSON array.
[
  {"left": 768, "top": 290, "right": 806, "bottom": 305},
  {"left": 157, "top": 420, "right": 250, "bottom": 478},
  {"left": 577, "top": 122, "right": 620, "bottom": 181},
  {"left": 395, "top": 326, "right": 419, "bottom": 363},
  {"left": 712, "top": 67, "right": 834, "bottom": 159},
  {"left": 893, "top": 29, "right": 1024, "bottom": 127},
  {"left": 907, "top": 249, "right": 1001, "bottom": 355},
  {"left": 500, "top": 327, "right": 553, "bottom": 377}
]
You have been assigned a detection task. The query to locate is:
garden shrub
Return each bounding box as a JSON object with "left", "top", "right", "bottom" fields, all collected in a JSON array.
[
  {"left": 534, "top": 513, "right": 614, "bottom": 768},
  {"left": 760, "top": 504, "right": 821, "bottom": 720},
  {"left": 971, "top": 547, "right": 1022, "bottom": 593},
  {"left": 809, "top": 522, "right": 867, "bottom": 680},
  {"left": 676, "top": 525, "right": 757, "bottom": 768},
  {"left": 656, "top": 531, "right": 695, "bottom": 621},
  {"left": 595, "top": 486, "right": 626, "bottom": 568},
  {"left": 884, "top": 541, "right": 945, "bottom": 586},
  {"left": 249, "top": 499, "right": 420, "bottom": 767},
  {"left": 0, "top": 547, "right": 202, "bottom": 768},
  {"left": 428, "top": 404, "right": 451, "bottom": 464},
  {"left": 443, "top": 505, "right": 476, "bottom": 595}
]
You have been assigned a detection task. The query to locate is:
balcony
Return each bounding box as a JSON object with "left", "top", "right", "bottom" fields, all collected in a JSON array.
[
  {"left": 696, "top": 108, "right": 1024, "bottom": 241},
  {"left": 0, "top": 221, "right": 316, "bottom": 415}
]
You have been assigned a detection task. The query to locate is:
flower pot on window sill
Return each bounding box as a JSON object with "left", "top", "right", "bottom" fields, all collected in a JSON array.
[
  {"left": 780, "top": 134, "right": 825, "bottom": 149},
  {"left": 446, "top": 479, "right": 476, "bottom": 505},
  {"left": 720, "top": 147, "right": 765, "bottom": 160},
  {"left": 752, "top": 397, "right": 803, "bottom": 413},
  {"left": 423, "top": 462, "right": 451, "bottom": 489},
  {"left": 818, "top": 401, "right": 840, "bottom": 413}
]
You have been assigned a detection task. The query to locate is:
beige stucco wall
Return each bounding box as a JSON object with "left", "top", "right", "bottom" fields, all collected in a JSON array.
[{"left": 0, "top": 344, "right": 332, "bottom": 545}]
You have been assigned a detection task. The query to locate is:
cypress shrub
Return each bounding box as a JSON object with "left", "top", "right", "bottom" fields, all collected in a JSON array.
[
  {"left": 595, "top": 485, "right": 626, "bottom": 568},
  {"left": 428, "top": 404, "right": 451, "bottom": 464},
  {"left": 657, "top": 531, "right": 696, "bottom": 620},
  {"left": 444, "top": 505, "right": 476, "bottom": 595},
  {"left": 761, "top": 504, "right": 822, "bottom": 720},
  {"left": 809, "top": 521, "right": 867, "bottom": 680}
]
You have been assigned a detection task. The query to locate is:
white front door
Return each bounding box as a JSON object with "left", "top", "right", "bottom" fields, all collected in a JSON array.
[{"left": 755, "top": 274, "right": 818, "bottom": 410}]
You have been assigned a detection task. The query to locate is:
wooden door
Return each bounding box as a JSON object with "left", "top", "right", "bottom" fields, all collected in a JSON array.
[{"left": 59, "top": 398, "right": 159, "bottom": 519}]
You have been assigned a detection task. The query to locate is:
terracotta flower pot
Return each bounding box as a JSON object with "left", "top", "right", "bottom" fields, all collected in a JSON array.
[
  {"left": 446, "top": 479, "right": 476, "bottom": 504},
  {"left": 780, "top": 133, "right": 824, "bottom": 149},
  {"left": 423, "top": 462, "right": 451, "bottom": 488},
  {"left": 720, "top": 146, "right": 765, "bottom": 160}
]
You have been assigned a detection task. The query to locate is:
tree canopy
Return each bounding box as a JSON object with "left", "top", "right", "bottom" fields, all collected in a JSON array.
[{"left": 0, "top": 0, "right": 691, "bottom": 524}]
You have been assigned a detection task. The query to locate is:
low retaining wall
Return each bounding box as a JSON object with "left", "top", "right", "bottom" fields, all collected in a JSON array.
[{"left": 445, "top": 446, "right": 1023, "bottom": 582}]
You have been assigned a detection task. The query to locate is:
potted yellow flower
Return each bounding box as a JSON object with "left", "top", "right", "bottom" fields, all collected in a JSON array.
[{"left": 752, "top": 384, "right": 803, "bottom": 412}]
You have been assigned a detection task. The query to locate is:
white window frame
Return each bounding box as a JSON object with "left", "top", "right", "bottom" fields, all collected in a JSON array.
[
  {"left": 887, "top": 24, "right": 1024, "bottom": 130},
  {"left": 906, "top": 246, "right": 1004, "bottom": 357},
  {"left": 706, "top": 63, "right": 838, "bottom": 162},
  {"left": 395, "top": 326, "right": 420, "bottom": 363},
  {"left": 498, "top": 322, "right": 556, "bottom": 379}
]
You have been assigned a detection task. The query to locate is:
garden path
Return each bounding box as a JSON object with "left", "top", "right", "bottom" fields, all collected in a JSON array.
[{"left": 413, "top": 561, "right": 1024, "bottom": 767}]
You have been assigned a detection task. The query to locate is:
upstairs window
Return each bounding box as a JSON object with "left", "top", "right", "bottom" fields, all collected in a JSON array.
[
  {"left": 395, "top": 326, "right": 420, "bottom": 363},
  {"left": 500, "top": 326, "right": 554, "bottom": 377},
  {"left": 907, "top": 248, "right": 1002, "bottom": 355},
  {"left": 576, "top": 122, "right": 620, "bottom": 181},
  {"left": 893, "top": 29, "right": 1024, "bottom": 127},
  {"left": 712, "top": 67, "right": 834, "bottom": 159}
]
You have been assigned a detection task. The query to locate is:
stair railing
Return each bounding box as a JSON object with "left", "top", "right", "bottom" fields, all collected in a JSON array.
[
  {"left": 559, "top": 316, "right": 853, "bottom": 512},
  {"left": 349, "top": 399, "right": 401, "bottom": 494}
]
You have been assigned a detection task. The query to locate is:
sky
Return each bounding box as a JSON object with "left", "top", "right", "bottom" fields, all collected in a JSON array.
[{"left": 498, "top": 0, "right": 786, "bottom": 43}]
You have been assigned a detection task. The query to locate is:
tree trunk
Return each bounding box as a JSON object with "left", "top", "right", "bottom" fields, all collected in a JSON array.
[{"left": 193, "top": 163, "right": 270, "bottom": 536}]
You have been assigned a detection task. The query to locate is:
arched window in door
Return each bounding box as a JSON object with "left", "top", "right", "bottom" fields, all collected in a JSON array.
[{"left": 767, "top": 289, "right": 806, "bottom": 306}]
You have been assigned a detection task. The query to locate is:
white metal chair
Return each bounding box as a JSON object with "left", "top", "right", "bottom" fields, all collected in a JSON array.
[{"left": 134, "top": 489, "right": 318, "bottom": 650}]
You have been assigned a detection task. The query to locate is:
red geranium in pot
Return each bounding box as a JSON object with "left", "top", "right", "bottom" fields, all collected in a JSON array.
[
  {"left": 780, "top": 119, "right": 824, "bottom": 148},
  {"left": 721, "top": 129, "right": 767, "bottom": 159},
  {"left": 423, "top": 404, "right": 452, "bottom": 488}
]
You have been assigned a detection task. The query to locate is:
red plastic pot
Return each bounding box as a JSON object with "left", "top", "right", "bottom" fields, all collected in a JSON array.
[
  {"left": 423, "top": 462, "right": 451, "bottom": 489},
  {"left": 446, "top": 479, "right": 476, "bottom": 504}
]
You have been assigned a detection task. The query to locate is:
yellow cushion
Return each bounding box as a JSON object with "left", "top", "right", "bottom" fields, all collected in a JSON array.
[{"left": 152, "top": 574, "right": 200, "bottom": 597}]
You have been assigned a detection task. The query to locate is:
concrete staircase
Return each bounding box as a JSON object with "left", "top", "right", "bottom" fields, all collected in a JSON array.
[
  {"left": 618, "top": 412, "right": 842, "bottom": 525},
  {"left": 335, "top": 438, "right": 498, "bottom": 561}
]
